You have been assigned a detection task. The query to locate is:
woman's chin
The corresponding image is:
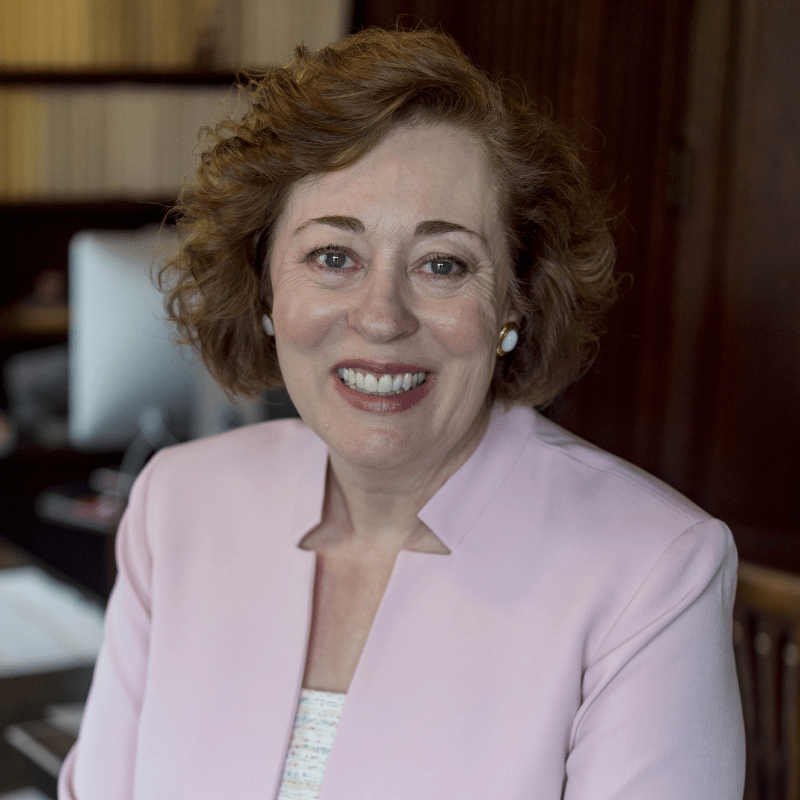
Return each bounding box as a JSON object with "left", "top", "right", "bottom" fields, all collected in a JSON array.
[{"left": 320, "top": 420, "right": 441, "bottom": 476}]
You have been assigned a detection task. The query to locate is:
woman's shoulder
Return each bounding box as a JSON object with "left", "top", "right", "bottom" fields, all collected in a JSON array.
[
  {"left": 121, "top": 417, "right": 327, "bottom": 560},
  {"left": 149, "top": 417, "right": 319, "bottom": 477},
  {"left": 127, "top": 417, "right": 326, "bottom": 521},
  {"left": 526, "top": 408, "right": 711, "bottom": 526},
  {"left": 498, "top": 407, "right": 710, "bottom": 527},
  {"left": 484, "top": 406, "right": 737, "bottom": 661},
  {"left": 486, "top": 405, "right": 733, "bottom": 564}
]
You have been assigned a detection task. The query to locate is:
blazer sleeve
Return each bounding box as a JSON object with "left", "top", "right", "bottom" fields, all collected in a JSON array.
[
  {"left": 563, "top": 518, "right": 746, "bottom": 800},
  {"left": 58, "top": 453, "right": 158, "bottom": 800}
]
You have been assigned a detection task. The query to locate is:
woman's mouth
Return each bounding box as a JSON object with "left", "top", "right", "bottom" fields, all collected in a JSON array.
[{"left": 336, "top": 367, "right": 429, "bottom": 396}]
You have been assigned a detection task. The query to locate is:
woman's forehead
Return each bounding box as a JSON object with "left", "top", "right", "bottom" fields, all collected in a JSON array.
[{"left": 280, "top": 124, "right": 503, "bottom": 240}]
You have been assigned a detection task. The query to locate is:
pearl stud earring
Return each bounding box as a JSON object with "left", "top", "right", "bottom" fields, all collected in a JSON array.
[
  {"left": 496, "top": 322, "right": 519, "bottom": 356},
  {"left": 262, "top": 313, "right": 275, "bottom": 336}
]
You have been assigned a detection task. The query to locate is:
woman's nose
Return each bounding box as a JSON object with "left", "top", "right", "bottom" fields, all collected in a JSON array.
[{"left": 347, "top": 263, "right": 418, "bottom": 342}]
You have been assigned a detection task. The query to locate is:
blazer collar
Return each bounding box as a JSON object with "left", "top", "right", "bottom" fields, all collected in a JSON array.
[
  {"left": 418, "top": 403, "right": 536, "bottom": 552},
  {"left": 289, "top": 403, "right": 537, "bottom": 553},
  {"left": 289, "top": 426, "right": 330, "bottom": 546}
]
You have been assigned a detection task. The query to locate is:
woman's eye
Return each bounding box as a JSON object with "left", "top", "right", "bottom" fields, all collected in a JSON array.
[
  {"left": 420, "top": 258, "right": 465, "bottom": 277},
  {"left": 309, "top": 249, "right": 355, "bottom": 271},
  {"left": 319, "top": 251, "right": 352, "bottom": 269}
]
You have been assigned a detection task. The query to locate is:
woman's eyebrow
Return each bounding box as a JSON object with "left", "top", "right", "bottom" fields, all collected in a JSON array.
[
  {"left": 414, "top": 219, "right": 486, "bottom": 242},
  {"left": 294, "top": 216, "right": 365, "bottom": 236},
  {"left": 294, "top": 216, "right": 485, "bottom": 242}
]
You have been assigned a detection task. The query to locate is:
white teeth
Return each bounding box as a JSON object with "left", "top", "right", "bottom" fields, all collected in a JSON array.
[{"left": 337, "top": 368, "right": 428, "bottom": 396}]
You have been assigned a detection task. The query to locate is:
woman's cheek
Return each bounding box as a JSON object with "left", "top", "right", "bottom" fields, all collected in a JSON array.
[
  {"left": 425, "top": 300, "right": 497, "bottom": 357},
  {"left": 275, "top": 290, "right": 344, "bottom": 349}
]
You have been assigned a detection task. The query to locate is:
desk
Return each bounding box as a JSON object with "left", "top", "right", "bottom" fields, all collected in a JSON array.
[
  {"left": 0, "top": 539, "right": 96, "bottom": 796},
  {"left": 5, "top": 718, "right": 77, "bottom": 798}
]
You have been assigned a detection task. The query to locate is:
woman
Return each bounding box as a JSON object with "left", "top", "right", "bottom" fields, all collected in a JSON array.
[{"left": 59, "top": 28, "right": 744, "bottom": 800}]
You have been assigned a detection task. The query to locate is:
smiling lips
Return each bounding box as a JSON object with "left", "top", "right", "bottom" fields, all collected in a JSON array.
[
  {"left": 336, "top": 367, "right": 428, "bottom": 396},
  {"left": 332, "top": 362, "right": 434, "bottom": 412}
]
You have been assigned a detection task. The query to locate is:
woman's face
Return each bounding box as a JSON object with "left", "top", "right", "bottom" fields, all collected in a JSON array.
[{"left": 269, "top": 123, "right": 518, "bottom": 477}]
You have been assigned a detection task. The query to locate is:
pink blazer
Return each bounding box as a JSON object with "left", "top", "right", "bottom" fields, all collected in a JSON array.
[{"left": 59, "top": 404, "right": 745, "bottom": 799}]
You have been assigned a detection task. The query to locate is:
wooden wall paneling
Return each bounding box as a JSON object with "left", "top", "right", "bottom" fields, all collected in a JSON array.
[
  {"left": 551, "top": 1, "right": 694, "bottom": 476},
  {"left": 664, "top": 0, "right": 800, "bottom": 543},
  {"left": 532, "top": 0, "right": 651, "bottom": 456},
  {"left": 660, "top": 0, "right": 737, "bottom": 496},
  {"left": 702, "top": 0, "right": 800, "bottom": 530},
  {"left": 624, "top": 1, "right": 694, "bottom": 472}
]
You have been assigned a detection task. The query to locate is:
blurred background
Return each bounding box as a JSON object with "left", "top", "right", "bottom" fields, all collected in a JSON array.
[{"left": 0, "top": 0, "right": 798, "bottom": 798}]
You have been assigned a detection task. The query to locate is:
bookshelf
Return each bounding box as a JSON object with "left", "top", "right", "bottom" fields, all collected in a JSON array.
[
  {"left": 0, "top": 0, "right": 240, "bottom": 325},
  {"left": 0, "top": 76, "right": 237, "bottom": 203},
  {"left": 0, "top": 72, "right": 237, "bottom": 338},
  {"left": 0, "top": 69, "right": 237, "bottom": 597},
  {"left": 0, "top": 0, "right": 351, "bottom": 329}
]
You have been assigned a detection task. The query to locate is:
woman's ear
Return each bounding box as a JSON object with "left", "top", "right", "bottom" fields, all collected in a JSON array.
[{"left": 498, "top": 292, "right": 522, "bottom": 327}]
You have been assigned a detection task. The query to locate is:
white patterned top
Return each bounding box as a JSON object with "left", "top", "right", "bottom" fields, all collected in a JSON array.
[{"left": 276, "top": 688, "right": 347, "bottom": 800}]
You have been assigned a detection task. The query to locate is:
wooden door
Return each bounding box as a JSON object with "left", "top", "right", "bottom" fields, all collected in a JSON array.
[{"left": 661, "top": 0, "right": 800, "bottom": 563}]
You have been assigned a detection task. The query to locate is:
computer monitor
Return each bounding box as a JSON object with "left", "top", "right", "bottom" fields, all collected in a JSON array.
[{"left": 68, "top": 226, "right": 193, "bottom": 452}]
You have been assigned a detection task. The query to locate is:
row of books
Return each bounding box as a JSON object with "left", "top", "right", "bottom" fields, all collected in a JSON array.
[
  {"left": 0, "top": 0, "right": 217, "bottom": 70},
  {"left": 0, "top": 0, "right": 349, "bottom": 72},
  {"left": 0, "top": 84, "right": 234, "bottom": 201}
]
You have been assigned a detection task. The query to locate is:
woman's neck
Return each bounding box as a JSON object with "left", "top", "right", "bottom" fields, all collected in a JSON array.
[
  {"left": 309, "top": 408, "right": 491, "bottom": 556},
  {"left": 319, "top": 466, "right": 448, "bottom": 554}
]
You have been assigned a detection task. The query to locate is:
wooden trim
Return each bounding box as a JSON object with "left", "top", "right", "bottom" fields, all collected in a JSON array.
[{"left": 737, "top": 561, "right": 800, "bottom": 619}]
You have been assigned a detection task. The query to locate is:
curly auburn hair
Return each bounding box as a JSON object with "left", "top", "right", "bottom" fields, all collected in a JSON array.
[{"left": 160, "top": 27, "right": 617, "bottom": 408}]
